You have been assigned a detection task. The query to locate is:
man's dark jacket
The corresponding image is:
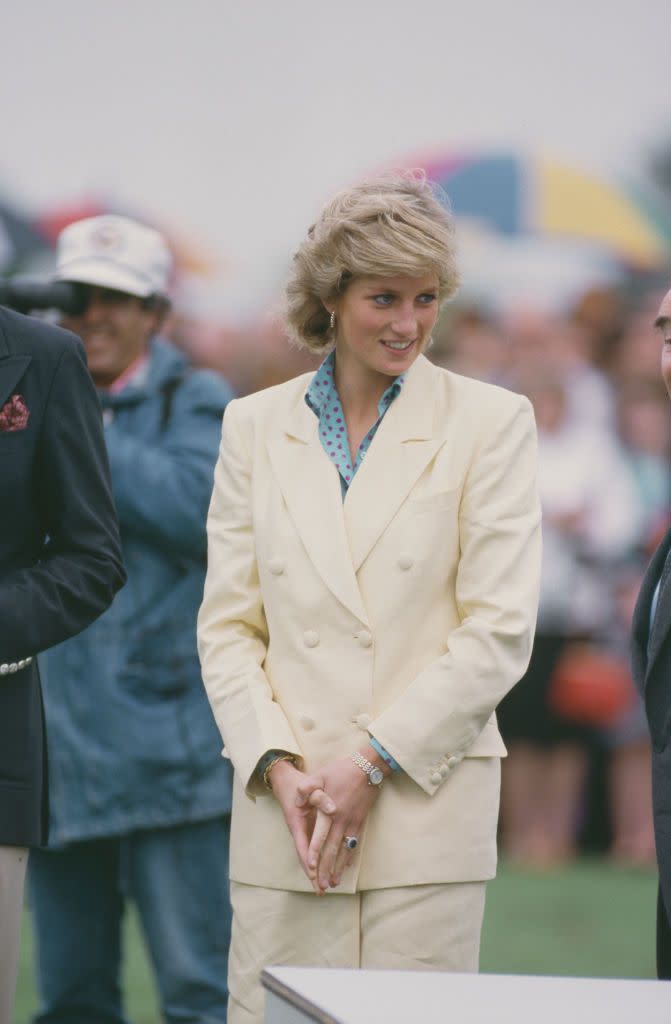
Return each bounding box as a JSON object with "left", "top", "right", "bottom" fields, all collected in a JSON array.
[
  {"left": 632, "top": 526, "right": 671, "bottom": 979},
  {"left": 0, "top": 305, "right": 126, "bottom": 848}
]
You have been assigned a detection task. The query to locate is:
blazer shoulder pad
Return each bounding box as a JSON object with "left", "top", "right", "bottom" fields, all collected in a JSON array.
[
  {"left": 232, "top": 370, "right": 314, "bottom": 415},
  {"left": 0, "top": 305, "right": 86, "bottom": 367},
  {"left": 440, "top": 366, "right": 530, "bottom": 419}
]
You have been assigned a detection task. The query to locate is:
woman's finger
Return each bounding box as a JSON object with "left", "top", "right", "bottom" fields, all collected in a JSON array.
[
  {"left": 307, "top": 809, "right": 333, "bottom": 875},
  {"left": 330, "top": 818, "right": 364, "bottom": 886},
  {"left": 317, "top": 833, "right": 344, "bottom": 892},
  {"left": 288, "top": 811, "right": 325, "bottom": 893},
  {"left": 294, "top": 774, "right": 327, "bottom": 808},
  {"left": 307, "top": 788, "right": 336, "bottom": 815},
  {"left": 331, "top": 840, "right": 355, "bottom": 885},
  {"left": 288, "top": 810, "right": 311, "bottom": 867}
]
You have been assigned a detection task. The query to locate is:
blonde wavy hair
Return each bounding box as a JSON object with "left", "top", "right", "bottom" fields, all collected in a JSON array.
[{"left": 285, "top": 173, "right": 460, "bottom": 352}]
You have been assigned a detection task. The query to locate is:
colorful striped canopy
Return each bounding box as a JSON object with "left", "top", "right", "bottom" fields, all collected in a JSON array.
[{"left": 421, "top": 154, "right": 671, "bottom": 271}]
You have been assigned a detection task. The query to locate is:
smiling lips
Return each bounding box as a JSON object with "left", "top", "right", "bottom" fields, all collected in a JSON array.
[
  {"left": 381, "top": 339, "right": 415, "bottom": 351},
  {"left": 84, "top": 332, "right": 113, "bottom": 346}
]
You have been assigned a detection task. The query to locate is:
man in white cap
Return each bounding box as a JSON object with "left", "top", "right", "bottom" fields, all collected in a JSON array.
[{"left": 29, "top": 215, "right": 234, "bottom": 1024}]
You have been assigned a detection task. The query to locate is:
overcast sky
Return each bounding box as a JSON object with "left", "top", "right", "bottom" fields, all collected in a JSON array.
[{"left": 3, "top": 0, "right": 670, "bottom": 317}]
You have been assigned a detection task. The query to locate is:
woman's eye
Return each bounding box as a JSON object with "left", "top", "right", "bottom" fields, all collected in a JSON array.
[
  {"left": 372, "top": 294, "right": 393, "bottom": 306},
  {"left": 417, "top": 293, "right": 437, "bottom": 305}
]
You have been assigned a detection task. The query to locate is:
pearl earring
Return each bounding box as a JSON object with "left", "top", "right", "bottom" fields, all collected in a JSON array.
[{"left": 330, "top": 310, "right": 336, "bottom": 336}]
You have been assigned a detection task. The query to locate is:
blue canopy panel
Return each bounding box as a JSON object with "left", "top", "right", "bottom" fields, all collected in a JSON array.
[{"left": 442, "top": 156, "right": 522, "bottom": 237}]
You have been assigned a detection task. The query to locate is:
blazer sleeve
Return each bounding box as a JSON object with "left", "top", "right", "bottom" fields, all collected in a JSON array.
[
  {"left": 370, "top": 394, "right": 542, "bottom": 796},
  {"left": 197, "top": 399, "right": 302, "bottom": 797},
  {"left": 0, "top": 339, "right": 126, "bottom": 661}
]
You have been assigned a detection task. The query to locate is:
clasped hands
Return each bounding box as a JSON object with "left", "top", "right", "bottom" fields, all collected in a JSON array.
[{"left": 268, "top": 754, "right": 383, "bottom": 895}]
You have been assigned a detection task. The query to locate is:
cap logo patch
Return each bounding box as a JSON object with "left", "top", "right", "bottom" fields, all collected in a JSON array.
[{"left": 88, "top": 223, "right": 126, "bottom": 254}]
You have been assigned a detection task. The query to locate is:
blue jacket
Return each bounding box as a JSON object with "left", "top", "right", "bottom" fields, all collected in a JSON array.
[{"left": 40, "top": 338, "right": 234, "bottom": 845}]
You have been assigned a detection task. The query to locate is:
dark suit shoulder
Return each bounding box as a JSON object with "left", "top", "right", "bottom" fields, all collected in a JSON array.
[{"left": 0, "top": 305, "right": 86, "bottom": 366}]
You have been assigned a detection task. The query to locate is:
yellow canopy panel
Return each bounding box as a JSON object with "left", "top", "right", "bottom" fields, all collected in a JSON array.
[{"left": 538, "top": 160, "right": 668, "bottom": 269}]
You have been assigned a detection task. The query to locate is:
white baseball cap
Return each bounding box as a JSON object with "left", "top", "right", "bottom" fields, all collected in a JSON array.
[{"left": 55, "top": 214, "right": 172, "bottom": 298}]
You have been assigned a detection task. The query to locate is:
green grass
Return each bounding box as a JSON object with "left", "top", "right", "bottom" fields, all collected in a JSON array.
[
  {"left": 15, "top": 859, "right": 658, "bottom": 1023},
  {"left": 480, "top": 859, "right": 657, "bottom": 979},
  {"left": 15, "top": 908, "right": 159, "bottom": 1024}
]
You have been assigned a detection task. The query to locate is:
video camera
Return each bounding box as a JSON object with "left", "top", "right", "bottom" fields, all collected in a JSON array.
[{"left": 0, "top": 276, "right": 88, "bottom": 316}]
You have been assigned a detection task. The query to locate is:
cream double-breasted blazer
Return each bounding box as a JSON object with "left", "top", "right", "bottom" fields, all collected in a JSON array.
[{"left": 198, "top": 355, "right": 541, "bottom": 893}]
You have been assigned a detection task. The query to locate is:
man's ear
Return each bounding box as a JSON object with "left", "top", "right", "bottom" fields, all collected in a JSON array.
[
  {"left": 144, "top": 296, "right": 171, "bottom": 334},
  {"left": 152, "top": 307, "right": 169, "bottom": 334}
]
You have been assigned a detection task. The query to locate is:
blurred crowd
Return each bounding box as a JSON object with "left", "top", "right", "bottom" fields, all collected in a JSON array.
[
  {"left": 171, "top": 279, "right": 670, "bottom": 872},
  {"left": 434, "top": 284, "right": 669, "bottom": 869}
]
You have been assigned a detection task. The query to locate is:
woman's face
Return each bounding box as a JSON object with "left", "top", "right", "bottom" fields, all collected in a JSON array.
[{"left": 332, "top": 273, "right": 439, "bottom": 385}]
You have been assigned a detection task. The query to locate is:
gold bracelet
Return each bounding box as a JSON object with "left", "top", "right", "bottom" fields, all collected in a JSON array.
[{"left": 263, "top": 753, "right": 296, "bottom": 791}]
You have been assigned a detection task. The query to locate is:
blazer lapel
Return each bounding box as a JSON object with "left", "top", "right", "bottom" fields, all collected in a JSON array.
[
  {"left": 267, "top": 390, "right": 370, "bottom": 626},
  {"left": 0, "top": 355, "right": 31, "bottom": 411},
  {"left": 644, "top": 529, "right": 671, "bottom": 684},
  {"left": 344, "top": 356, "right": 443, "bottom": 572}
]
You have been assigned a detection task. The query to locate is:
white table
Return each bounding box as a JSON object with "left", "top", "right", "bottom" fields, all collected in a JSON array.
[{"left": 263, "top": 966, "right": 670, "bottom": 1024}]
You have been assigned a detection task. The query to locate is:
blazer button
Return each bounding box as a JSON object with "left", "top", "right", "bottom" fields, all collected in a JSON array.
[
  {"left": 440, "top": 763, "right": 449, "bottom": 778},
  {"left": 430, "top": 771, "right": 442, "bottom": 786},
  {"left": 355, "top": 713, "right": 371, "bottom": 730},
  {"left": 447, "top": 755, "right": 460, "bottom": 768},
  {"left": 357, "top": 630, "right": 373, "bottom": 648},
  {"left": 269, "top": 558, "right": 285, "bottom": 575},
  {"left": 398, "top": 554, "right": 414, "bottom": 571},
  {"left": 303, "top": 630, "right": 320, "bottom": 648},
  {"left": 299, "top": 715, "right": 315, "bottom": 731}
]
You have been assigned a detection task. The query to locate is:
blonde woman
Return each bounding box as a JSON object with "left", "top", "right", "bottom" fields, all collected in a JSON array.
[{"left": 198, "top": 175, "right": 542, "bottom": 1024}]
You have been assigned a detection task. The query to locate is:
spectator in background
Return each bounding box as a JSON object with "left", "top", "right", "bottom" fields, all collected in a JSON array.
[
  {"left": 616, "top": 378, "right": 671, "bottom": 537},
  {"left": 0, "top": 304, "right": 125, "bottom": 1024},
  {"left": 602, "top": 377, "right": 670, "bottom": 866},
  {"left": 569, "top": 285, "right": 625, "bottom": 372},
  {"left": 430, "top": 305, "right": 509, "bottom": 383},
  {"left": 605, "top": 561, "right": 656, "bottom": 866},
  {"left": 503, "top": 308, "right": 616, "bottom": 433},
  {"left": 498, "top": 368, "right": 643, "bottom": 866},
  {"left": 29, "top": 216, "right": 234, "bottom": 1024},
  {"left": 608, "top": 288, "right": 668, "bottom": 386}
]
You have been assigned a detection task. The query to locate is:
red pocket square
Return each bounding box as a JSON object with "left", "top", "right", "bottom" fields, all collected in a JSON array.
[{"left": 0, "top": 394, "right": 30, "bottom": 432}]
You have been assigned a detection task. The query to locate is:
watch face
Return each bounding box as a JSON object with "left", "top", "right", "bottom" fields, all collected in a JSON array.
[{"left": 369, "top": 767, "right": 384, "bottom": 786}]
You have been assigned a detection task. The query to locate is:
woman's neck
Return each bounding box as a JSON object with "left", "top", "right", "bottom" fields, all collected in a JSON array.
[{"left": 333, "top": 351, "right": 389, "bottom": 424}]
